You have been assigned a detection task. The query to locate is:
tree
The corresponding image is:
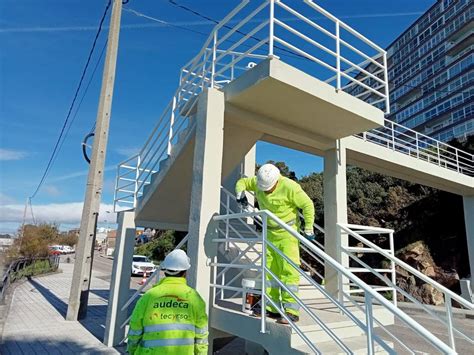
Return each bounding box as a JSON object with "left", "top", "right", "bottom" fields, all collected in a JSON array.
[
  {"left": 58, "top": 231, "right": 79, "bottom": 247},
  {"left": 134, "top": 230, "right": 178, "bottom": 262},
  {"left": 7, "top": 223, "right": 61, "bottom": 260}
]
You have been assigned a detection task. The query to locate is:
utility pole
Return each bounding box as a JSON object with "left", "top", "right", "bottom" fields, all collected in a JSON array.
[{"left": 67, "top": 0, "right": 123, "bottom": 321}]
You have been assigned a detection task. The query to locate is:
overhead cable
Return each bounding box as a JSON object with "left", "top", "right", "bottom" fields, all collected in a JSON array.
[{"left": 29, "top": 0, "right": 112, "bottom": 199}]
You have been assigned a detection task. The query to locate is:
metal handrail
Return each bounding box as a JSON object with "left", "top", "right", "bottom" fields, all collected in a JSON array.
[
  {"left": 357, "top": 118, "right": 474, "bottom": 176},
  {"left": 339, "top": 223, "right": 474, "bottom": 350},
  {"left": 340, "top": 223, "right": 473, "bottom": 310},
  {"left": 213, "top": 210, "right": 455, "bottom": 353},
  {"left": 0, "top": 256, "right": 60, "bottom": 302}
]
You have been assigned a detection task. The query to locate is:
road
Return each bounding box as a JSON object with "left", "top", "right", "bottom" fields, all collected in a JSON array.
[{"left": 90, "top": 251, "right": 148, "bottom": 291}]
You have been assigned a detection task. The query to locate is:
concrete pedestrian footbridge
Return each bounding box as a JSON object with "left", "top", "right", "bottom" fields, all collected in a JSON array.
[{"left": 107, "top": 1, "right": 473, "bottom": 354}]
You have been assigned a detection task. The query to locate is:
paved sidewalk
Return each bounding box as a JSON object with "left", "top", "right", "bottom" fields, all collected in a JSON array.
[{"left": 0, "top": 261, "right": 121, "bottom": 354}]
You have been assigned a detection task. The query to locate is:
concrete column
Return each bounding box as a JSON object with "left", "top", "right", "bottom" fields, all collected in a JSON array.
[
  {"left": 463, "top": 196, "right": 474, "bottom": 289},
  {"left": 242, "top": 145, "right": 256, "bottom": 208},
  {"left": 323, "top": 139, "right": 348, "bottom": 297},
  {"left": 187, "top": 88, "right": 225, "bottom": 309},
  {"left": 104, "top": 211, "right": 136, "bottom": 347}
]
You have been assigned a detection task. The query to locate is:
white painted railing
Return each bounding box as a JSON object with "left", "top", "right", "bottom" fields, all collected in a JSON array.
[
  {"left": 212, "top": 207, "right": 456, "bottom": 354},
  {"left": 357, "top": 119, "right": 474, "bottom": 177},
  {"left": 338, "top": 224, "right": 397, "bottom": 306},
  {"left": 113, "top": 0, "right": 471, "bottom": 212},
  {"left": 338, "top": 223, "right": 474, "bottom": 352}
]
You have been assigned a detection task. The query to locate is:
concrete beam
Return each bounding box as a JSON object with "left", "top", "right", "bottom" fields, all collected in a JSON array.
[
  {"left": 104, "top": 211, "right": 136, "bottom": 347},
  {"left": 324, "top": 139, "right": 348, "bottom": 297},
  {"left": 187, "top": 88, "right": 225, "bottom": 310}
]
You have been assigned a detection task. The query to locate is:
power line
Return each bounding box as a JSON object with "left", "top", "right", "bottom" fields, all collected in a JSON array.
[
  {"left": 57, "top": 38, "right": 108, "bottom": 157},
  {"left": 124, "top": 8, "right": 209, "bottom": 37},
  {"left": 30, "top": 0, "right": 112, "bottom": 199},
  {"left": 165, "top": 0, "right": 306, "bottom": 62}
]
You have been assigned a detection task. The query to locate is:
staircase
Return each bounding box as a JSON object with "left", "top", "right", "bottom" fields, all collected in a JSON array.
[{"left": 111, "top": 1, "right": 474, "bottom": 353}]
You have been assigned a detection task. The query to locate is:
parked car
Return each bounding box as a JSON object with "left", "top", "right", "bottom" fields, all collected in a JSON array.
[
  {"left": 48, "top": 246, "right": 62, "bottom": 255},
  {"left": 62, "top": 245, "right": 74, "bottom": 254},
  {"left": 131, "top": 255, "right": 156, "bottom": 276}
]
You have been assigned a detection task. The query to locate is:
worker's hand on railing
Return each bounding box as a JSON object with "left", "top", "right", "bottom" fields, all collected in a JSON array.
[
  {"left": 303, "top": 229, "right": 315, "bottom": 242},
  {"left": 236, "top": 191, "right": 249, "bottom": 208}
]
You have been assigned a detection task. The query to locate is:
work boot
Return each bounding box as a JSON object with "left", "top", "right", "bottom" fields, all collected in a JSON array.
[
  {"left": 253, "top": 310, "right": 280, "bottom": 319},
  {"left": 276, "top": 313, "right": 299, "bottom": 324}
]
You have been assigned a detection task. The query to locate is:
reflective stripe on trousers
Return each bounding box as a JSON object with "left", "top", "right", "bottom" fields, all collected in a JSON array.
[
  {"left": 266, "top": 279, "right": 299, "bottom": 293},
  {"left": 283, "top": 302, "right": 300, "bottom": 311},
  {"left": 141, "top": 338, "right": 194, "bottom": 348}
]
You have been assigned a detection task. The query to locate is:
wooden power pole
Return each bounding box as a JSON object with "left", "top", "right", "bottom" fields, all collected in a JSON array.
[{"left": 67, "top": 0, "right": 123, "bottom": 321}]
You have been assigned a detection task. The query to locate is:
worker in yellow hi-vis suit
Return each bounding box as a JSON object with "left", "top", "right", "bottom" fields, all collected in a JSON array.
[
  {"left": 235, "top": 164, "right": 315, "bottom": 324},
  {"left": 127, "top": 250, "right": 208, "bottom": 354}
]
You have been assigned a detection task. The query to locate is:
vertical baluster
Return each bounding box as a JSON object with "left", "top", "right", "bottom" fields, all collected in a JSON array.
[
  {"left": 211, "top": 31, "right": 217, "bottom": 88},
  {"left": 167, "top": 96, "right": 176, "bottom": 156},
  {"left": 268, "top": 0, "right": 275, "bottom": 58},
  {"left": 391, "top": 121, "right": 395, "bottom": 151},
  {"left": 261, "top": 213, "right": 267, "bottom": 334},
  {"left": 365, "top": 294, "right": 375, "bottom": 355},
  {"left": 225, "top": 194, "right": 230, "bottom": 252},
  {"left": 383, "top": 52, "right": 390, "bottom": 114},
  {"left": 416, "top": 132, "right": 420, "bottom": 159},
  {"left": 445, "top": 294, "right": 456, "bottom": 351},
  {"left": 134, "top": 155, "right": 141, "bottom": 209},
  {"left": 336, "top": 20, "right": 341, "bottom": 91},
  {"left": 389, "top": 231, "right": 397, "bottom": 307}
]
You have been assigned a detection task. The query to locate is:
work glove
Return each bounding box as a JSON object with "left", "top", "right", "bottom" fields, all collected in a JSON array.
[
  {"left": 303, "top": 229, "right": 315, "bottom": 242},
  {"left": 236, "top": 191, "right": 249, "bottom": 208}
]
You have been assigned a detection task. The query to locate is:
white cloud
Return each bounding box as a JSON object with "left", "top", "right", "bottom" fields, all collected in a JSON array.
[
  {"left": 115, "top": 147, "right": 140, "bottom": 157},
  {"left": 0, "top": 148, "right": 28, "bottom": 161},
  {"left": 0, "top": 202, "right": 116, "bottom": 225},
  {"left": 47, "top": 164, "right": 116, "bottom": 183},
  {"left": 43, "top": 185, "right": 61, "bottom": 197},
  {"left": 0, "top": 192, "right": 17, "bottom": 205}
]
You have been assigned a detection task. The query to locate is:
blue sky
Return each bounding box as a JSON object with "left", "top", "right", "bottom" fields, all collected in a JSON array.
[{"left": 0, "top": 0, "right": 435, "bottom": 233}]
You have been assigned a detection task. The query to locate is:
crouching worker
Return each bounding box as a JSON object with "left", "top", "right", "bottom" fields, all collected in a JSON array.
[{"left": 127, "top": 249, "right": 209, "bottom": 354}]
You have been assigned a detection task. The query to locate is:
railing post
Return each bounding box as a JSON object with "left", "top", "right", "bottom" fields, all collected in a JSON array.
[
  {"left": 113, "top": 164, "right": 120, "bottom": 212},
  {"left": 231, "top": 54, "right": 235, "bottom": 81},
  {"left": 455, "top": 148, "right": 460, "bottom": 172},
  {"left": 445, "top": 294, "right": 456, "bottom": 351},
  {"left": 261, "top": 213, "right": 267, "bottom": 334},
  {"left": 437, "top": 141, "right": 441, "bottom": 166},
  {"left": 335, "top": 20, "right": 341, "bottom": 91},
  {"left": 365, "top": 294, "right": 375, "bottom": 355},
  {"left": 389, "top": 232, "right": 397, "bottom": 307},
  {"left": 391, "top": 121, "right": 395, "bottom": 151},
  {"left": 268, "top": 0, "right": 275, "bottom": 58},
  {"left": 383, "top": 52, "right": 390, "bottom": 114},
  {"left": 415, "top": 132, "right": 420, "bottom": 159},
  {"left": 168, "top": 96, "right": 177, "bottom": 156},
  {"left": 134, "top": 155, "right": 141, "bottom": 209},
  {"left": 225, "top": 194, "right": 230, "bottom": 252},
  {"left": 337, "top": 224, "right": 344, "bottom": 305},
  {"left": 211, "top": 31, "right": 217, "bottom": 88}
]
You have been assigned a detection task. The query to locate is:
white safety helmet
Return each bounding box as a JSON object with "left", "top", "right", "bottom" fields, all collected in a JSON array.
[
  {"left": 160, "top": 249, "right": 191, "bottom": 275},
  {"left": 256, "top": 164, "right": 281, "bottom": 191}
]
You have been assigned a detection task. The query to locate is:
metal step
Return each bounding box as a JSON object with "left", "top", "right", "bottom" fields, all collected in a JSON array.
[{"left": 294, "top": 335, "right": 392, "bottom": 354}]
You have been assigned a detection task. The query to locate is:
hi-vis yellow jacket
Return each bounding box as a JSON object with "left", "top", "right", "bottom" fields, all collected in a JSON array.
[
  {"left": 236, "top": 176, "right": 315, "bottom": 233},
  {"left": 127, "top": 277, "right": 208, "bottom": 355}
]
